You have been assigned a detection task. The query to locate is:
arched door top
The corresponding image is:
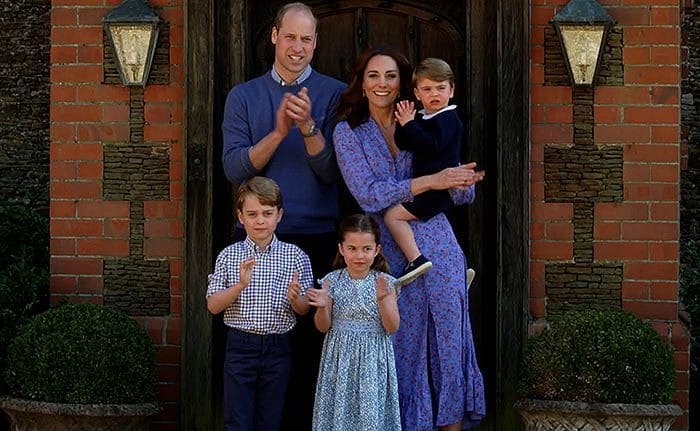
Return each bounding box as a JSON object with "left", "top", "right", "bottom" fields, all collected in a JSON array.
[{"left": 250, "top": 0, "right": 465, "bottom": 84}]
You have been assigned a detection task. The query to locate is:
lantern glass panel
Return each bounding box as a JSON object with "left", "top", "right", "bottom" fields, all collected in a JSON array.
[
  {"left": 109, "top": 23, "right": 154, "bottom": 85},
  {"left": 559, "top": 24, "right": 605, "bottom": 85}
]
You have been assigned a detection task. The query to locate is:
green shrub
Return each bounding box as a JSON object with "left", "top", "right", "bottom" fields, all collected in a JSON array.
[
  {"left": 519, "top": 310, "right": 676, "bottom": 404},
  {"left": 0, "top": 204, "right": 48, "bottom": 390},
  {"left": 4, "top": 303, "right": 157, "bottom": 404}
]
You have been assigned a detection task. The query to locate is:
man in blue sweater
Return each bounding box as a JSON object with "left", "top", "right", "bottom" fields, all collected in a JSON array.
[{"left": 221, "top": 2, "right": 345, "bottom": 430}]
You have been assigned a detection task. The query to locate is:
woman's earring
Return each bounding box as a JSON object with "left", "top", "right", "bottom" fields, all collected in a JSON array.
[{"left": 362, "top": 89, "right": 366, "bottom": 98}]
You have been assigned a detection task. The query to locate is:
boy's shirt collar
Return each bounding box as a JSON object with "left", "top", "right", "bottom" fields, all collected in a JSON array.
[
  {"left": 418, "top": 104, "right": 457, "bottom": 120},
  {"left": 244, "top": 234, "right": 278, "bottom": 254}
]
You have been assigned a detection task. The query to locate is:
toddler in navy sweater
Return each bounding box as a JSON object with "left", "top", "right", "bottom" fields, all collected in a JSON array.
[{"left": 388, "top": 58, "right": 484, "bottom": 285}]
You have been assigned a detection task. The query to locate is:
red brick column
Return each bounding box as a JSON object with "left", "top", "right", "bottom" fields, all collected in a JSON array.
[
  {"left": 50, "top": 1, "right": 184, "bottom": 429},
  {"left": 530, "top": 1, "right": 688, "bottom": 429}
]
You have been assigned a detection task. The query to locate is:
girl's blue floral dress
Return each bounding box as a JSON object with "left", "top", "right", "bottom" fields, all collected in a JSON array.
[{"left": 312, "top": 268, "right": 401, "bottom": 431}]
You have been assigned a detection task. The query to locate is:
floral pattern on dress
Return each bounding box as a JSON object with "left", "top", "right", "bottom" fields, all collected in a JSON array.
[
  {"left": 333, "top": 119, "right": 486, "bottom": 430},
  {"left": 312, "top": 269, "right": 401, "bottom": 431}
]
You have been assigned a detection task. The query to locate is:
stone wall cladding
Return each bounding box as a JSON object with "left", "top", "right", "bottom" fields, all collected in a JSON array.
[
  {"left": 681, "top": 2, "right": 700, "bottom": 430},
  {"left": 103, "top": 87, "right": 170, "bottom": 316},
  {"left": 0, "top": 0, "right": 50, "bottom": 213},
  {"left": 682, "top": 4, "right": 700, "bottom": 242},
  {"left": 104, "top": 202, "right": 170, "bottom": 316}
]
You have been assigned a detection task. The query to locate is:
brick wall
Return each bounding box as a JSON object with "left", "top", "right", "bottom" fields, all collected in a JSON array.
[
  {"left": 49, "top": 1, "right": 184, "bottom": 429},
  {"left": 531, "top": 1, "right": 688, "bottom": 429}
]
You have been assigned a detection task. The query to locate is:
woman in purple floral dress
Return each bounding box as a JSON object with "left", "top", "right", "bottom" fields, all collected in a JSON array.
[{"left": 332, "top": 46, "right": 486, "bottom": 430}]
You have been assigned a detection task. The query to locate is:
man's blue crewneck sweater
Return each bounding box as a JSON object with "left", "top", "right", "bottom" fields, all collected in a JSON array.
[{"left": 222, "top": 70, "right": 346, "bottom": 234}]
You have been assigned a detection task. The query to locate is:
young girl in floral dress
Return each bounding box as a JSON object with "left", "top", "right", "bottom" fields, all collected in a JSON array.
[{"left": 306, "top": 214, "right": 401, "bottom": 431}]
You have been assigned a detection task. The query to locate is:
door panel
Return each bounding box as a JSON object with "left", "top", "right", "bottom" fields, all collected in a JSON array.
[
  {"left": 416, "top": 19, "right": 464, "bottom": 72},
  {"left": 315, "top": 12, "right": 356, "bottom": 80},
  {"left": 364, "top": 11, "right": 411, "bottom": 55}
]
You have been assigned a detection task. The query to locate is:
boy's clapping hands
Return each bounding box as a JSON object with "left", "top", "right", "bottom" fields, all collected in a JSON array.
[
  {"left": 239, "top": 257, "right": 255, "bottom": 287},
  {"left": 286, "top": 271, "right": 302, "bottom": 303}
]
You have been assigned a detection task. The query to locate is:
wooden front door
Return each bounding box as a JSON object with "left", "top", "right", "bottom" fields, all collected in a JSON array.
[
  {"left": 185, "top": 1, "right": 528, "bottom": 430},
  {"left": 249, "top": 2, "right": 465, "bottom": 91}
]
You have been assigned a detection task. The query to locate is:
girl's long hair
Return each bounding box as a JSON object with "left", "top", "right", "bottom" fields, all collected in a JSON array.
[
  {"left": 332, "top": 214, "right": 391, "bottom": 274},
  {"left": 334, "top": 45, "right": 413, "bottom": 129}
]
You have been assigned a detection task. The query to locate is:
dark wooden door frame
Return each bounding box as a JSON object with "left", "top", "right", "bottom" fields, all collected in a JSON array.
[{"left": 184, "top": 1, "right": 529, "bottom": 429}]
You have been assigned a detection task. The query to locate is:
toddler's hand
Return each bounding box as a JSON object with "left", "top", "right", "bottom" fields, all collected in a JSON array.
[
  {"left": 239, "top": 257, "right": 255, "bottom": 287},
  {"left": 307, "top": 279, "right": 330, "bottom": 308},
  {"left": 286, "top": 271, "right": 302, "bottom": 303},
  {"left": 394, "top": 100, "right": 416, "bottom": 126}
]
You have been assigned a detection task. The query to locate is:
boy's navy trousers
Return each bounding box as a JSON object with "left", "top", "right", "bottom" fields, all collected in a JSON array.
[{"left": 223, "top": 328, "right": 292, "bottom": 431}]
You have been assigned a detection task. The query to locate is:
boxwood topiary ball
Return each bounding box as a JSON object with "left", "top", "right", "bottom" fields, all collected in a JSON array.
[
  {"left": 519, "top": 310, "right": 676, "bottom": 404},
  {"left": 4, "top": 303, "right": 157, "bottom": 404}
]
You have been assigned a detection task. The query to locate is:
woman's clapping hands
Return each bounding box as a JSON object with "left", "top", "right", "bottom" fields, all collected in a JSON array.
[{"left": 433, "top": 162, "right": 485, "bottom": 190}]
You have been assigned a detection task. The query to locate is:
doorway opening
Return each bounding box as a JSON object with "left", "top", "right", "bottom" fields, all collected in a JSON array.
[{"left": 184, "top": 1, "right": 528, "bottom": 429}]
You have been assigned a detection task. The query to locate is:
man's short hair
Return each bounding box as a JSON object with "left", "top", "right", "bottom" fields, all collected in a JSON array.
[
  {"left": 273, "top": 2, "right": 318, "bottom": 33},
  {"left": 236, "top": 177, "right": 283, "bottom": 211}
]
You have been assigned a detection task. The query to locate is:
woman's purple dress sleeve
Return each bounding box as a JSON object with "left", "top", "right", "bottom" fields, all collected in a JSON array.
[
  {"left": 334, "top": 120, "right": 476, "bottom": 210},
  {"left": 333, "top": 121, "right": 414, "bottom": 213}
]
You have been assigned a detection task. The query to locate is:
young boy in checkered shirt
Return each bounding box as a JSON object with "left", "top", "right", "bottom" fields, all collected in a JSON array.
[{"left": 207, "top": 176, "right": 312, "bottom": 431}]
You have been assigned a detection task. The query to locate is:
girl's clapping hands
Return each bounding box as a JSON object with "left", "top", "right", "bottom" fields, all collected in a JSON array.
[
  {"left": 307, "top": 279, "right": 331, "bottom": 309},
  {"left": 376, "top": 276, "right": 392, "bottom": 302}
]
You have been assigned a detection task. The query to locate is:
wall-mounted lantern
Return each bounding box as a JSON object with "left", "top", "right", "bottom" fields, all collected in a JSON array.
[
  {"left": 552, "top": 0, "right": 614, "bottom": 86},
  {"left": 103, "top": 0, "right": 160, "bottom": 86}
]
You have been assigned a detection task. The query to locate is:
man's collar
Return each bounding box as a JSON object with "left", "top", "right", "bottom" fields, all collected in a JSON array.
[{"left": 271, "top": 66, "right": 312, "bottom": 86}]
